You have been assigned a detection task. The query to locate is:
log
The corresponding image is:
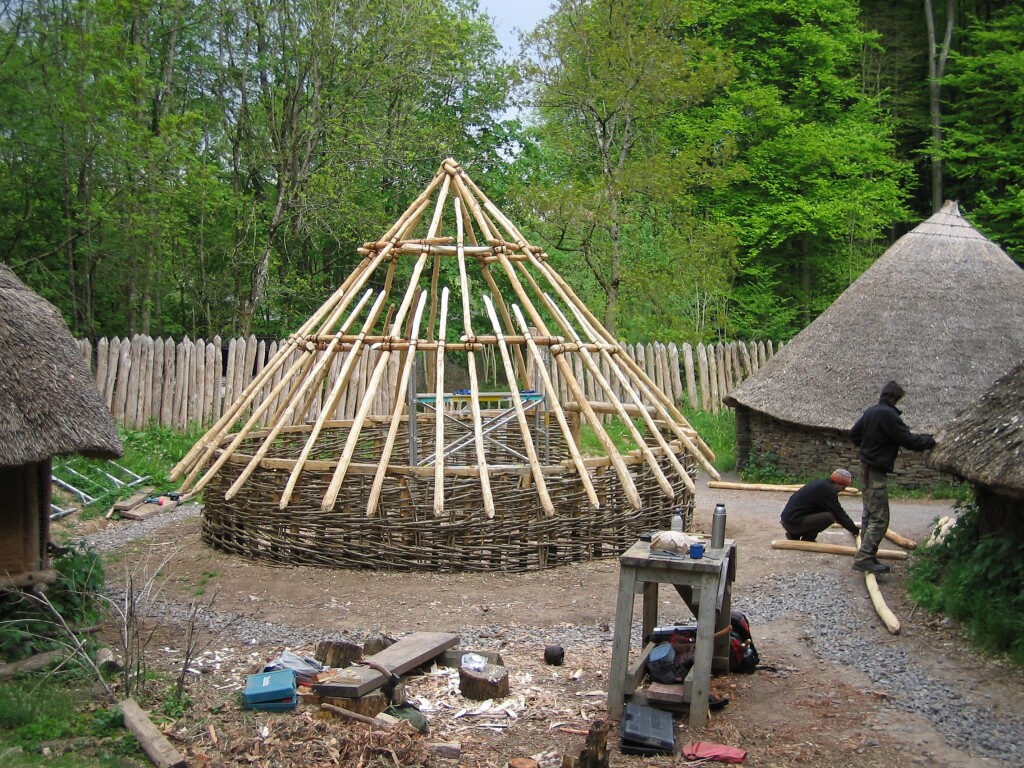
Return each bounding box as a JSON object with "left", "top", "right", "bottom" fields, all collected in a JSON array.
[
  {"left": 885, "top": 529, "right": 918, "bottom": 550},
  {"left": 509, "top": 759, "right": 539, "bottom": 768},
  {"left": 865, "top": 573, "right": 901, "bottom": 634},
  {"left": 770, "top": 540, "right": 908, "bottom": 560},
  {"left": 708, "top": 480, "right": 860, "bottom": 496},
  {"left": 0, "top": 648, "right": 67, "bottom": 680},
  {"left": 459, "top": 663, "right": 509, "bottom": 700},
  {"left": 120, "top": 698, "right": 187, "bottom": 768}
]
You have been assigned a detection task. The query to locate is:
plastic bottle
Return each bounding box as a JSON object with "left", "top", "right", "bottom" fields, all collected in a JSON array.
[
  {"left": 670, "top": 509, "right": 683, "bottom": 532},
  {"left": 711, "top": 503, "right": 727, "bottom": 548}
]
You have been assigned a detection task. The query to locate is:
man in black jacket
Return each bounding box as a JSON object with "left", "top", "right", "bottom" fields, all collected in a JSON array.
[
  {"left": 850, "top": 381, "right": 936, "bottom": 574},
  {"left": 780, "top": 468, "right": 860, "bottom": 542}
]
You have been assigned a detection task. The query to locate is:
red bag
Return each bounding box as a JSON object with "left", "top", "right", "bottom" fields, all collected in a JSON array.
[{"left": 682, "top": 741, "right": 748, "bottom": 763}]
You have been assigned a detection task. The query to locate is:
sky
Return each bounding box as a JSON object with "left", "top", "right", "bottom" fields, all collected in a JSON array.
[{"left": 477, "top": 0, "right": 554, "bottom": 55}]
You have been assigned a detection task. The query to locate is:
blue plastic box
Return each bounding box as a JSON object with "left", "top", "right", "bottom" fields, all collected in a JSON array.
[{"left": 243, "top": 669, "right": 298, "bottom": 711}]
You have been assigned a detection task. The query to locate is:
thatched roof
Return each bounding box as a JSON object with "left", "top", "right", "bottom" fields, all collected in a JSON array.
[
  {"left": 0, "top": 265, "right": 122, "bottom": 466},
  {"left": 724, "top": 201, "right": 1024, "bottom": 433},
  {"left": 928, "top": 360, "right": 1024, "bottom": 494},
  {"left": 172, "top": 158, "right": 717, "bottom": 517}
]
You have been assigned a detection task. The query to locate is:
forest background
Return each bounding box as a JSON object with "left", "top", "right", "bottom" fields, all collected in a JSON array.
[{"left": 1, "top": 0, "right": 1020, "bottom": 347}]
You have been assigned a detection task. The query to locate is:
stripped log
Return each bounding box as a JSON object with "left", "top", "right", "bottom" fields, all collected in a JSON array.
[
  {"left": 120, "top": 698, "right": 187, "bottom": 768},
  {"left": 770, "top": 540, "right": 908, "bottom": 560},
  {"left": 709, "top": 480, "right": 860, "bottom": 496},
  {"left": 866, "top": 573, "right": 901, "bottom": 634}
]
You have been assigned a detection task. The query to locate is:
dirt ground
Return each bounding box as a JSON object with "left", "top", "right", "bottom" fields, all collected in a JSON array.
[{"left": 57, "top": 476, "right": 1023, "bottom": 768}]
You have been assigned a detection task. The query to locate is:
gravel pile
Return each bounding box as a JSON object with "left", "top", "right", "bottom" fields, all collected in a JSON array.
[{"left": 77, "top": 513, "right": 1022, "bottom": 761}]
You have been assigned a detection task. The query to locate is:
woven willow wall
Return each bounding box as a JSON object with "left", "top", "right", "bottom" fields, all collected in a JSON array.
[{"left": 202, "top": 415, "right": 696, "bottom": 572}]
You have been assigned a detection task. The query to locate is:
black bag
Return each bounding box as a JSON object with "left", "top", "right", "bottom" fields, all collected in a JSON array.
[{"left": 728, "top": 611, "right": 759, "bottom": 674}]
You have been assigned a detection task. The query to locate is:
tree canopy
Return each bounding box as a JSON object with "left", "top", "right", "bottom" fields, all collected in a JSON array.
[{"left": 0, "top": 0, "right": 1020, "bottom": 344}]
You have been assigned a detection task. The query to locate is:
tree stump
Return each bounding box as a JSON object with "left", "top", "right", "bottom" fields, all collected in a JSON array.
[
  {"left": 509, "top": 759, "right": 539, "bottom": 768},
  {"left": 315, "top": 639, "right": 362, "bottom": 668},
  {"left": 459, "top": 663, "right": 509, "bottom": 700},
  {"left": 577, "top": 719, "right": 610, "bottom": 768},
  {"left": 322, "top": 690, "right": 388, "bottom": 718}
]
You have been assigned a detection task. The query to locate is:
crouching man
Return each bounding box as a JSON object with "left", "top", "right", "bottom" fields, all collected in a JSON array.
[{"left": 780, "top": 468, "right": 860, "bottom": 543}]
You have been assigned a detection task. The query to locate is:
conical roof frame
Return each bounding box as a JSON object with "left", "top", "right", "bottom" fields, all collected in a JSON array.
[
  {"left": 725, "top": 201, "right": 1024, "bottom": 433},
  {"left": 172, "top": 159, "right": 716, "bottom": 517}
]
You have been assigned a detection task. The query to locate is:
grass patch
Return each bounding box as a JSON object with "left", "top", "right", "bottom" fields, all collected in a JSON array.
[
  {"left": 52, "top": 425, "right": 202, "bottom": 518},
  {"left": 576, "top": 408, "right": 736, "bottom": 476},
  {"left": 908, "top": 500, "right": 1024, "bottom": 667},
  {"left": 0, "top": 672, "right": 135, "bottom": 767}
]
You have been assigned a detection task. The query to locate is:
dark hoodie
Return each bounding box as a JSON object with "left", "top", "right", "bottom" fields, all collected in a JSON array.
[{"left": 850, "top": 399, "right": 935, "bottom": 473}]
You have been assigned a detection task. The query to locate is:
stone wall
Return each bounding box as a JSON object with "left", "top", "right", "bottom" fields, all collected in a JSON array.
[{"left": 734, "top": 405, "right": 947, "bottom": 489}]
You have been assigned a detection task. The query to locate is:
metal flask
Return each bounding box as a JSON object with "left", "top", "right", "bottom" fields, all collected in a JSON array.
[{"left": 711, "top": 503, "right": 727, "bottom": 548}]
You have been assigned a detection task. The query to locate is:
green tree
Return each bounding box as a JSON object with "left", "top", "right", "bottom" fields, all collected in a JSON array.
[
  {"left": 942, "top": 5, "right": 1024, "bottom": 262},
  {"left": 671, "top": 0, "right": 912, "bottom": 337},
  {"left": 521, "top": 0, "right": 735, "bottom": 339}
]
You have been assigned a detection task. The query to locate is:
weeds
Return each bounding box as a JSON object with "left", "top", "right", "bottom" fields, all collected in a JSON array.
[{"left": 908, "top": 500, "right": 1024, "bottom": 667}]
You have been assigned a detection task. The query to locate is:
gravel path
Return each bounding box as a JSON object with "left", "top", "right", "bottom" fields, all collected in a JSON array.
[
  {"left": 738, "top": 572, "right": 1023, "bottom": 763},
  {"left": 77, "top": 508, "right": 1023, "bottom": 763}
]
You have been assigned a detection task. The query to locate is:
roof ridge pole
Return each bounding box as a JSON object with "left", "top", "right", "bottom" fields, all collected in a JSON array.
[
  {"left": 432, "top": 287, "right": 450, "bottom": 516},
  {"left": 454, "top": 195, "right": 496, "bottom": 518},
  {"left": 560, "top": 298, "right": 718, "bottom": 482},
  {"left": 278, "top": 291, "right": 389, "bottom": 509},
  {"left": 483, "top": 295, "right": 556, "bottom": 517},
  {"left": 544, "top": 298, "right": 679, "bottom": 499},
  {"left": 365, "top": 291, "right": 429, "bottom": 516},
  {"left": 221, "top": 289, "right": 378, "bottom": 501},
  {"left": 511, "top": 305, "right": 600, "bottom": 508},
  {"left": 549, "top": 298, "right": 695, "bottom": 495}
]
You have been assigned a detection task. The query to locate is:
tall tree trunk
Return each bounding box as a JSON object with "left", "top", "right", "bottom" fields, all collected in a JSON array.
[{"left": 925, "top": 0, "right": 956, "bottom": 213}]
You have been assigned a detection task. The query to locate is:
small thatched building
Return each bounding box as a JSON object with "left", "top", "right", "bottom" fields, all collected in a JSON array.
[
  {"left": 725, "top": 201, "right": 1024, "bottom": 488},
  {"left": 929, "top": 361, "right": 1024, "bottom": 540},
  {"left": 0, "top": 265, "right": 122, "bottom": 586}
]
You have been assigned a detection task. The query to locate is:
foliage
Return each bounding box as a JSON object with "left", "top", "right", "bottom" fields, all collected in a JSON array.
[
  {"left": 0, "top": 675, "right": 132, "bottom": 766},
  {"left": 520, "top": 0, "right": 737, "bottom": 339},
  {"left": 739, "top": 451, "right": 800, "bottom": 485},
  {"left": 908, "top": 501, "right": 1024, "bottom": 667},
  {"left": 0, "top": 546, "right": 105, "bottom": 662},
  {"left": 942, "top": 5, "right": 1024, "bottom": 263}
]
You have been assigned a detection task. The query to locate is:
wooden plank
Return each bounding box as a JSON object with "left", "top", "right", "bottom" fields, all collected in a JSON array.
[
  {"left": 312, "top": 631, "right": 459, "bottom": 698},
  {"left": 111, "top": 490, "right": 155, "bottom": 512},
  {"left": 646, "top": 682, "right": 685, "bottom": 704},
  {"left": 119, "top": 497, "right": 177, "bottom": 521},
  {"left": 120, "top": 698, "right": 187, "bottom": 768}
]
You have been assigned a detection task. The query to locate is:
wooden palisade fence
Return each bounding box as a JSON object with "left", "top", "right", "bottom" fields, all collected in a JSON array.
[{"left": 75, "top": 335, "right": 781, "bottom": 431}]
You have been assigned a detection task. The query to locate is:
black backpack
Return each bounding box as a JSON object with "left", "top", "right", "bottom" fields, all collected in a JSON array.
[{"left": 728, "top": 612, "right": 759, "bottom": 674}]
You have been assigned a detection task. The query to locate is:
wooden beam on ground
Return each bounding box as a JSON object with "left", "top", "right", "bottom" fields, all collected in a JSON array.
[
  {"left": 312, "top": 632, "right": 459, "bottom": 698},
  {"left": 708, "top": 480, "right": 860, "bottom": 496},
  {"left": 865, "top": 573, "right": 901, "bottom": 634},
  {"left": 770, "top": 540, "right": 908, "bottom": 560},
  {"left": 120, "top": 698, "right": 187, "bottom": 768},
  {"left": 0, "top": 648, "right": 67, "bottom": 680}
]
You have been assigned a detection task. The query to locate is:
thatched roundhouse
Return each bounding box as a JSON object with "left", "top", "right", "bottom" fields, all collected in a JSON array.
[
  {"left": 929, "top": 361, "right": 1024, "bottom": 540},
  {"left": 0, "top": 265, "right": 122, "bottom": 586},
  {"left": 174, "top": 159, "right": 718, "bottom": 572},
  {"left": 724, "top": 201, "right": 1024, "bottom": 488}
]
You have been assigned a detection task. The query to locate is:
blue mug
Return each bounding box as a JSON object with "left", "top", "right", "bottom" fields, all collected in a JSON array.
[{"left": 689, "top": 542, "right": 704, "bottom": 559}]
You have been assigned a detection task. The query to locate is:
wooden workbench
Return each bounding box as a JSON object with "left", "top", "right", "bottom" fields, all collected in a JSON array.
[{"left": 606, "top": 537, "right": 737, "bottom": 729}]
